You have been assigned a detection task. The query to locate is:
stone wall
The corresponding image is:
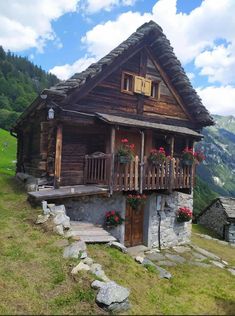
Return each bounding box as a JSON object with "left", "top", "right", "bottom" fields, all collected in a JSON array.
[
  {"left": 227, "top": 223, "right": 235, "bottom": 243},
  {"left": 198, "top": 202, "right": 228, "bottom": 238},
  {"left": 61, "top": 191, "right": 192, "bottom": 248},
  {"left": 63, "top": 193, "right": 126, "bottom": 244},
  {"left": 144, "top": 192, "right": 193, "bottom": 248}
]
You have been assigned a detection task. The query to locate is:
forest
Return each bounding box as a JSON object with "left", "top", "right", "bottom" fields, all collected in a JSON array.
[{"left": 0, "top": 46, "right": 59, "bottom": 130}]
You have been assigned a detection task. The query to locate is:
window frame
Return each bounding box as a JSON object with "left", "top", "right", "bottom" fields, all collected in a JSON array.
[
  {"left": 121, "top": 71, "right": 135, "bottom": 95},
  {"left": 150, "top": 80, "right": 161, "bottom": 100}
]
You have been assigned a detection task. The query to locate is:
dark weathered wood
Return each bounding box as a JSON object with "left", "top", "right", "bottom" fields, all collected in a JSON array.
[
  {"left": 109, "top": 127, "right": 116, "bottom": 194},
  {"left": 54, "top": 124, "right": 63, "bottom": 188}
]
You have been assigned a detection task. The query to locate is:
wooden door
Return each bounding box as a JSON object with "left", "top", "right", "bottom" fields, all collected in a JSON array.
[{"left": 125, "top": 202, "right": 144, "bottom": 247}]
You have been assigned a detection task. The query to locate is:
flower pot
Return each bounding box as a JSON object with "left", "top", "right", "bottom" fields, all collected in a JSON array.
[
  {"left": 182, "top": 159, "right": 193, "bottom": 166},
  {"left": 119, "top": 155, "right": 131, "bottom": 164}
]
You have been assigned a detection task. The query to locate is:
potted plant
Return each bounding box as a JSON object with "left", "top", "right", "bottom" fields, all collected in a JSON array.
[
  {"left": 117, "top": 138, "right": 135, "bottom": 163},
  {"left": 127, "top": 194, "right": 147, "bottom": 210},
  {"left": 194, "top": 150, "right": 205, "bottom": 164},
  {"left": 104, "top": 210, "right": 124, "bottom": 227},
  {"left": 148, "top": 147, "right": 166, "bottom": 165},
  {"left": 181, "top": 147, "right": 194, "bottom": 166},
  {"left": 176, "top": 207, "right": 192, "bottom": 223}
]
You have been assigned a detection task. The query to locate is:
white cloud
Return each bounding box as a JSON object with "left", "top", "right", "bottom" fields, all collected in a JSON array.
[
  {"left": 81, "top": 0, "right": 235, "bottom": 77},
  {"left": 197, "top": 86, "right": 235, "bottom": 116},
  {"left": 49, "top": 55, "right": 96, "bottom": 80},
  {"left": 81, "top": 11, "right": 151, "bottom": 59},
  {"left": 82, "top": 0, "right": 136, "bottom": 14},
  {"left": 195, "top": 43, "right": 235, "bottom": 85},
  {"left": 186, "top": 72, "right": 195, "bottom": 81},
  {"left": 0, "top": 0, "right": 79, "bottom": 52}
]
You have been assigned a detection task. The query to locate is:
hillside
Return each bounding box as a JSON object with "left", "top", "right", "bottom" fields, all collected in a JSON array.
[
  {"left": 0, "top": 128, "right": 16, "bottom": 175},
  {"left": 0, "top": 46, "right": 59, "bottom": 130},
  {"left": 197, "top": 115, "right": 235, "bottom": 197}
]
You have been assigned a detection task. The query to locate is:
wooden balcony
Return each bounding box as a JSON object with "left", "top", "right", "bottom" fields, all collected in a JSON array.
[{"left": 84, "top": 154, "right": 195, "bottom": 194}]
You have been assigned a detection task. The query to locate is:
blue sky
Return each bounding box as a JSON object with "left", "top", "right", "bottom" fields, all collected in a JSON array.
[{"left": 0, "top": 0, "right": 235, "bottom": 116}]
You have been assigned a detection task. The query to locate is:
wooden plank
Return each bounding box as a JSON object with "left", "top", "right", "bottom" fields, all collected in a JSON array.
[
  {"left": 54, "top": 124, "right": 63, "bottom": 188},
  {"left": 109, "top": 127, "right": 116, "bottom": 194},
  {"left": 129, "top": 159, "right": 134, "bottom": 190},
  {"left": 134, "top": 156, "right": 139, "bottom": 190},
  {"left": 139, "top": 131, "right": 145, "bottom": 193}
]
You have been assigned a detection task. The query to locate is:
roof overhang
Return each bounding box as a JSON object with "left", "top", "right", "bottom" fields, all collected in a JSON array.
[{"left": 96, "top": 112, "right": 203, "bottom": 139}]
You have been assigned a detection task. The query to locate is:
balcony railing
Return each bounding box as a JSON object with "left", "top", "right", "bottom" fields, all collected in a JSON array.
[{"left": 84, "top": 154, "right": 195, "bottom": 193}]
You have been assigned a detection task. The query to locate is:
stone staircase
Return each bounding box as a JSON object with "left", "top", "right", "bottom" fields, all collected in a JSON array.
[{"left": 65, "top": 221, "right": 117, "bottom": 243}]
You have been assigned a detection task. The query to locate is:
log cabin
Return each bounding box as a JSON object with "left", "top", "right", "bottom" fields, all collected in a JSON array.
[{"left": 11, "top": 21, "right": 214, "bottom": 248}]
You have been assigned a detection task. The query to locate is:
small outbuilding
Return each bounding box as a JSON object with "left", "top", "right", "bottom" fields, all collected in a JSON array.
[{"left": 198, "top": 197, "right": 235, "bottom": 243}]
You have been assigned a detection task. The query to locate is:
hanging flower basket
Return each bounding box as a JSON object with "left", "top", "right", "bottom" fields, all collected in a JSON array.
[
  {"left": 176, "top": 207, "right": 192, "bottom": 223},
  {"left": 104, "top": 211, "right": 124, "bottom": 227},
  {"left": 181, "top": 147, "right": 205, "bottom": 166},
  {"left": 117, "top": 138, "right": 135, "bottom": 164},
  {"left": 148, "top": 147, "right": 166, "bottom": 165},
  {"left": 127, "top": 194, "right": 147, "bottom": 210},
  {"left": 118, "top": 155, "right": 132, "bottom": 164}
]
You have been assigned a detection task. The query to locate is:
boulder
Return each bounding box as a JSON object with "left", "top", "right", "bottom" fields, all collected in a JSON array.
[
  {"left": 80, "top": 251, "right": 88, "bottom": 259},
  {"left": 50, "top": 205, "right": 66, "bottom": 216},
  {"left": 53, "top": 213, "right": 71, "bottom": 229},
  {"left": 36, "top": 214, "right": 50, "bottom": 224},
  {"left": 83, "top": 257, "right": 94, "bottom": 266},
  {"left": 71, "top": 262, "right": 90, "bottom": 274},
  {"left": 228, "top": 268, "right": 235, "bottom": 276},
  {"left": 42, "top": 201, "right": 50, "bottom": 215},
  {"left": 135, "top": 256, "right": 144, "bottom": 264},
  {"left": 63, "top": 241, "right": 87, "bottom": 259},
  {"left": 91, "top": 280, "right": 106, "bottom": 289},
  {"left": 90, "top": 263, "right": 110, "bottom": 282},
  {"left": 108, "top": 241, "right": 127, "bottom": 253},
  {"left": 53, "top": 225, "right": 64, "bottom": 236},
  {"left": 107, "top": 299, "right": 131, "bottom": 312},
  {"left": 96, "top": 281, "right": 130, "bottom": 306},
  {"left": 142, "top": 258, "right": 172, "bottom": 279}
]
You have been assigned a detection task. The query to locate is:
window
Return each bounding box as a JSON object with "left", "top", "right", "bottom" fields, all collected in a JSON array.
[
  {"left": 122, "top": 72, "right": 134, "bottom": 93},
  {"left": 151, "top": 81, "right": 160, "bottom": 99}
]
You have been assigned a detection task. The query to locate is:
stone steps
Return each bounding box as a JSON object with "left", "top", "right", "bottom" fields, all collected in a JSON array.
[{"left": 66, "top": 221, "right": 116, "bottom": 243}]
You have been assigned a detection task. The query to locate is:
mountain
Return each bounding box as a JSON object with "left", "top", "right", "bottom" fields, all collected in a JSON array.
[
  {"left": 0, "top": 46, "right": 59, "bottom": 130},
  {"left": 194, "top": 114, "right": 235, "bottom": 216}
]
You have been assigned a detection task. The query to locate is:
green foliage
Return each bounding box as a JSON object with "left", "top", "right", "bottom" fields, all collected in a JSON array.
[
  {"left": 194, "top": 176, "right": 218, "bottom": 217},
  {"left": 0, "top": 46, "right": 59, "bottom": 130}
]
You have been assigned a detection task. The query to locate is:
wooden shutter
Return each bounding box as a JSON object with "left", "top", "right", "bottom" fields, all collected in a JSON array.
[
  {"left": 134, "top": 76, "right": 144, "bottom": 94},
  {"left": 144, "top": 79, "right": 152, "bottom": 96}
]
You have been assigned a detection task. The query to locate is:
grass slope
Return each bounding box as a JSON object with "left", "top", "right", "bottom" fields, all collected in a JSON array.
[
  {"left": 0, "top": 128, "right": 16, "bottom": 175},
  {"left": 0, "top": 173, "right": 235, "bottom": 314}
]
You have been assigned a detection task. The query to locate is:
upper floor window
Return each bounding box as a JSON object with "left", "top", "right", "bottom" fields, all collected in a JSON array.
[
  {"left": 151, "top": 81, "right": 160, "bottom": 99},
  {"left": 122, "top": 72, "right": 134, "bottom": 93}
]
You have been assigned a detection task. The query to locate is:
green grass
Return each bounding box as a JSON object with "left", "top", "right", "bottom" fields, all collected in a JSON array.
[
  {"left": 0, "top": 149, "right": 234, "bottom": 314},
  {"left": 0, "top": 128, "right": 16, "bottom": 175}
]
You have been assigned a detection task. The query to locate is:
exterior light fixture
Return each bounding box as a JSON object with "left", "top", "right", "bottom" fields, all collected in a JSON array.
[{"left": 48, "top": 107, "right": 55, "bottom": 120}]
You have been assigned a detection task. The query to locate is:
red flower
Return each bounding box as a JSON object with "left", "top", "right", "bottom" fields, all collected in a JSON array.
[
  {"left": 114, "top": 216, "right": 119, "bottom": 222},
  {"left": 121, "top": 138, "right": 128, "bottom": 143},
  {"left": 129, "top": 143, "right": 135, "bottom": 150}
]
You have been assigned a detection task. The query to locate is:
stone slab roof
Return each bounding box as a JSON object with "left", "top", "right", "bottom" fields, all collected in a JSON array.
[
  {"left": 219, "top": 197, "right": 235, "bottom": 219},
  {"left": 44, "top": 20, "right": 213, "bottom": 127},
  {"left": 96, "top": 112, "right": 203, "bottom": 138}
]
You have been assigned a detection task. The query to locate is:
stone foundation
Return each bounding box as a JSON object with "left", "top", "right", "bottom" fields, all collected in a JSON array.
[
  {"left": 144, "top": 192, "right": 192, "bottom": 248},
  {"left": 62, "top": 191, "right": 193, "bottom": 248},
  {"left": 64, "top": 193, "right": 126, "bottom": 244}
]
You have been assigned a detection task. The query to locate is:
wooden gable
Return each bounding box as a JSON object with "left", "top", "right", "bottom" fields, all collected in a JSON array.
[{"left": 73, "top": 47, "right": 191, "bottom": 122}]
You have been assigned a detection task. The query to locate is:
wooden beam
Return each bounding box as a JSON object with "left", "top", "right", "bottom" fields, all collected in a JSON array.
[
  {"left": 54, "top": 124, "right": 63, "bottom": 188},
  {"left": 137, "top": 48, "right": 148, "bottom": 115},
  {"left": 146, "top": 47, "right": 193, "bottom": 122},
  {"left": 139, "top": 131, "right": 145, "bottom": 194},
  {"left": 109, "top": 126, "right": 116, "bottom": 195}
]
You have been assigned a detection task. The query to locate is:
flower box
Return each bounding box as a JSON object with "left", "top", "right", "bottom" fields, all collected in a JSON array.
[
  {"left": 176, "top": 207, "right": 192, "bottom": 222},
  {"left": 118, "top": 155, "right": 132, "bottom": 164}
]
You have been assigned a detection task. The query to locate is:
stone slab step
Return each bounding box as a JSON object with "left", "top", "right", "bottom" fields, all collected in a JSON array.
[
  {"left": 69, "top": 230, "right": 111, "bottom": 236},
  {"left": 80, "top": 235, "right": 116, "bottom": 243}
]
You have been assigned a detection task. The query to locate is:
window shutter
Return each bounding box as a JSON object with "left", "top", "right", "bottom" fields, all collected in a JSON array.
[
  {"left": 144, "top": 79, "right": 152, "bottom": 96},
  {"left": 134, "top": 76, "right": 144, "bottom": 94}
]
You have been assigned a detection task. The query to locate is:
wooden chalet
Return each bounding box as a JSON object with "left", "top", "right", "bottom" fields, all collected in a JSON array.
[
  {"left": 12, "top": 21, "right": 214, "bottom": 248},
  {"left": 12, "top": 21, "right": 213, "bottom": 197}
]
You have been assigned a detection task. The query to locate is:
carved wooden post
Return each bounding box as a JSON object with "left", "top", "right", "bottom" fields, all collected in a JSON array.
[
  {"left": 170, "top": 136, "right": 174, "bottom": 157},
  {"left": 54, "top": 124, "right": 63, "bottom": 188},
  {"left": 140, "top": 131, "right": 145, "bottom": 194},
  {"left": 109, "top": 126, "right": 116, "bottom": 195}
]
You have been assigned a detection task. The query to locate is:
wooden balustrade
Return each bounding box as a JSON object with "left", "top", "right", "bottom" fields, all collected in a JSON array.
[
  {"left": 84, "top": 153, "right": 111, "bottom": 185},
  {"left": 84, "top": 154, "right": 195, "bottom": 192}
]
